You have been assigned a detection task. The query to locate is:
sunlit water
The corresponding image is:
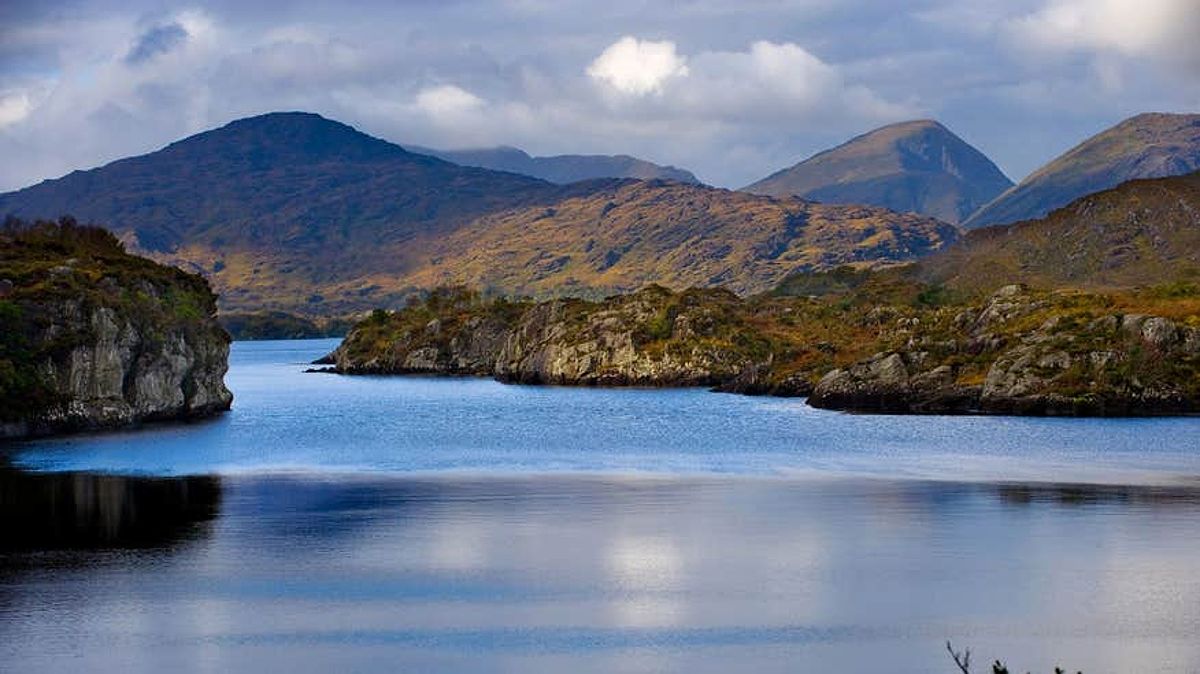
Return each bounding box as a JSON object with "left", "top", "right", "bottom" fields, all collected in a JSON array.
[{"left": 2, "top": 340, "right": 1200, "bottom": 672}]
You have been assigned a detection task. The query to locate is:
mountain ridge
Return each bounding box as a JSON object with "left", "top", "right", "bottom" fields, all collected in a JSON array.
[{"left": 0, "top": 111, "right": 961, "bottom": 313}]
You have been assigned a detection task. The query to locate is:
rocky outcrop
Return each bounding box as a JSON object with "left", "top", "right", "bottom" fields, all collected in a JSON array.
[
  {"left": 810, "top": 286, "right": 1200, "bottom": 415},
  {"left": 328, "top": 286, "right": 784, "bottom": 389},
  {"left": 1, "top": 221, "right": 233, "bottom": 440}
]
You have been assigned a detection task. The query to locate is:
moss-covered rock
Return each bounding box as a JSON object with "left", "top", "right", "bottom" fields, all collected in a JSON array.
[{"left": 1, "top": 218, "right": 233, "bottom": 439}]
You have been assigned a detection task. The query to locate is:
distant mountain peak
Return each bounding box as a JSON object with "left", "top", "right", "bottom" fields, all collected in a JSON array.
[
  {"left": 409, "top": 144, "right": 701, "bottom": 185},
  {"left": 964, "top": 112, "right": 1200, "bottom": 228},
  {"left": 743, "top": 119, "right": 1012, "bottom": 224}
]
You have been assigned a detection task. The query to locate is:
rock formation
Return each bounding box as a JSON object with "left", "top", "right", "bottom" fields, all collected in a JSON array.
[
  {"left": 809, "top": 286, "right": 1200, "bottom": 415},
  {"left": 1, "top": 220, "right": 233, "bottom": 439}
]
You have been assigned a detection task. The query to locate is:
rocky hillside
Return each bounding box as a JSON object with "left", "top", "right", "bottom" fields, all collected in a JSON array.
[
  {"left": 0, "top": 113, "right": 960, "bottom": 314},
  {"left": 403, "top": 179, "right": 960, "bottom": 297},
  {"left": 918, "top": 171, "right": 1200, "bottom": 291},
  {"left": 0, "top": 218, "right": 232, "bottom": 439},
  {"left": 744, "top": 120, "right": 1013, "bottom": 224},
  {"left": 408, "top": 145, "right": 700, "bottom": 184},
  {"left": 809, "top": 284, "right": 1200, "bottom": 415},
  {"left": 964, "top": 113, "right": 1200, "bottom": 228}
]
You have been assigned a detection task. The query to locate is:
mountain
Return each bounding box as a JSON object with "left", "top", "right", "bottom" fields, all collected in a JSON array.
[
  {"left": 743, "top": 120, "right": 1013, "bottom": 224},
  {"left": 0, "top": 112, "right": 958, "bottom": 313},
  {"left": 963, "top": 112, "right": 1200, "bottom": 228},
  {"left": 0, "top": 112, "right": 565, "bottom": 310},
  {"left": 407, "top": 145, "right": 701, "bottom": 184},
  {"left": 920, "top": 170, "right": 1200, "bottom": 290},
  {"left": 0, "top": 112, "right": 559, "bottom": 252}
]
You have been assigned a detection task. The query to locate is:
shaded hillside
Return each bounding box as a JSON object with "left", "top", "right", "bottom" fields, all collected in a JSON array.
[
  {"left": 964, "top": 112, "right": 1200, "bottom": 228},
  {"left": 403, "top": 179, "right": 961, "bottom": 297},
  {"left": 744, "top": 120, "right": 1012, "bottom": 224},
  {"left": 408, "top": 145, "right": 700, "bottom": 184},
  {"left": 219, "top": 311, "right": 353, "bottom": 340},
  {"left": 919, "top": 171, "right": 1200, "bottom": 291}
]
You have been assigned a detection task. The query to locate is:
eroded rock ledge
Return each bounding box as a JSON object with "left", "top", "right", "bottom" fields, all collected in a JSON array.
[{"left": 1, "top": 221, "right": 233, "bottom": 440}]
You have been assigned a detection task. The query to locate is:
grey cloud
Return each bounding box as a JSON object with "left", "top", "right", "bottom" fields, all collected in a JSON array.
[
  {"left": 0, "top": 0, "right": 1197, "bottom": 192},
  {"left": 124, "top": 22, "right": 188, "bottom": 64}
]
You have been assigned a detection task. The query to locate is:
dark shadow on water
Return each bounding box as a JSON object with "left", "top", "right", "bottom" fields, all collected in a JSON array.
[
  {"left": 990, "top": 480, "right": 1200, "bottom": 508},
  {"left": 0, "top": 466, "right": 221, "bottom": 553}
]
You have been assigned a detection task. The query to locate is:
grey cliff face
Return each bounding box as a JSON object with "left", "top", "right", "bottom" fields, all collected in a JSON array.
[{"left": 2, "top": 294, "right": 232, "bottom": 440}]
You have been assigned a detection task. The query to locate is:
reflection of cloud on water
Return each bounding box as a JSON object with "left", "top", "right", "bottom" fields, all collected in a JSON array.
[
  {"left": 427, "top": 518, "right": 490, "bottom": 571},
  {"left": 606, "top": 535, "right": 685, "bottom": 628},
  {"left": 607, "top": 536, "right": 683, "bottom": 590},
  {"left": 608, "top": 595, "right": 684, "bottom": 628}
]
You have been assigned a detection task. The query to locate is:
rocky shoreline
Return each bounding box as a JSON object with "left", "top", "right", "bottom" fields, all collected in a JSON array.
[{"left": 323, "top": 284, "right": 1200, "bottom": 417}]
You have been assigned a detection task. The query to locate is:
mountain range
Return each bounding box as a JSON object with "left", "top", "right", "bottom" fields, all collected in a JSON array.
[
  {"left": 407, "top": 145, "right": 700, "bottom": 184},
  {"left": 742, "top": 120, "right": 1013, "bottom": 224},
  {"left": 963, "top": 112, "right": 1200, "bottom": 228},
  {"left": 0, "top": 112, "right": 955, "bottom": 314}
]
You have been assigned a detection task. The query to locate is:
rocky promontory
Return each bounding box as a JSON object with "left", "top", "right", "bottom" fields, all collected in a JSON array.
[
  {"left": 809, "top": 285, "right": 1200, "bottom": 415},
  {"left": 328, "top": 280, "right": 1200, "bottom": 416},
  {"left": 1, "top": 219, "right": 233, "bottom": 440}
]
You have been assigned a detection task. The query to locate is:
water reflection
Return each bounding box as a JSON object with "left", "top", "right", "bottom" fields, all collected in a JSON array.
[
  {"left": 0, "top": 467, "right": 220, "bottom": 551},
  {"left": 1, "top": 474, "right": 1198, "bottom": 673}
]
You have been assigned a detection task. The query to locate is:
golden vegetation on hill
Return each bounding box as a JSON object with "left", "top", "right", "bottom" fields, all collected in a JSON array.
[{"left": 404, "top": 180, "right": 960, "bottom": 298}]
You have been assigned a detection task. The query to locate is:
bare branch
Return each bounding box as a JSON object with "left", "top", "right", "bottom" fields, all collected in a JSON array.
[{"left": 947, "top": 640, "right": 972, "bottom": 674}]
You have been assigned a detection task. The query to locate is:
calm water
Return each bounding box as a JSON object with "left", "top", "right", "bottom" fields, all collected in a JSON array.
[{"left": 2, "top": 339, "right": 1200, "bottom": 672}]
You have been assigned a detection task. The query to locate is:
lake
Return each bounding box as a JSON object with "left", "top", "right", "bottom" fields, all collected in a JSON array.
[{"left": 2, "top": 339, "right": 1199, "bottom": 672}]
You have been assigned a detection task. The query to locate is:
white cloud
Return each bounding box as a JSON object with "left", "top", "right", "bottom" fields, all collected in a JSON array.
[
  {"left": 587, "top": 37, "right": 689, "bottom": 95},
  {"left": 585, "top": 39, "right": 914, "bottom": 128},
  {"left": 1009, "top": 0, "right": 1200, "bottom": 67},
  {"left": 0, "top": 91, "right": 33, "bottom": 128},
  {"left": 414, "top": 84, "right": 486, "bottom": 117}
]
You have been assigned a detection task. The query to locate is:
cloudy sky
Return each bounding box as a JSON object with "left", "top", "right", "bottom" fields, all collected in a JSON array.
[{"left": 1, "top": 0, "right": 1198, "bottom": 191}]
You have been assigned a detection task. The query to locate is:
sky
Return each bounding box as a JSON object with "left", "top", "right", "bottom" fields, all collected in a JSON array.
[{"left": 0, "top": 0, "right": 1198, "bottom": 192}]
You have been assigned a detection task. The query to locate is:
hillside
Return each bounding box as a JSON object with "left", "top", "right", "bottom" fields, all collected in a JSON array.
[
  {"left": 964, "top": 112, "right": 1200, "bottom": 228},
  {"left": 743, "top": 120, "right": 1012, "bottom": 224},
  {"left": 0, "top": 112, "right": 960, "bottom": 313},
  {"left": 402, "top": 179, "right": 961, "bottom": 297},
  {"left": 919, "top": 171, "right": 1200, "bottom": 291},
  {"left": 408, "top": 145, "right": 700, "bottom": 184}
]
